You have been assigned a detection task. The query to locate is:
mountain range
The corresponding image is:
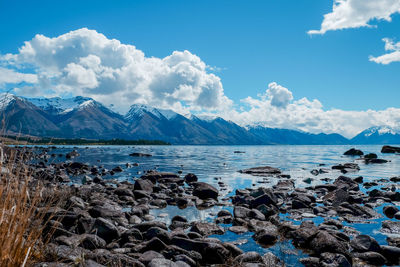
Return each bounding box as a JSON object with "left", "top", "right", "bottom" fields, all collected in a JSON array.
[{"left": 0, "top": 93, "right": 399, "bottom": 145}]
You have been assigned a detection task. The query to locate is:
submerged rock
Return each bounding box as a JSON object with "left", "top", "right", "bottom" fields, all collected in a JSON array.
[
  {"left": 381, "top": 145, "right": 400, "bottom": 153},
  {"left": 343, "top": 148, "right": 363, "bottom": 156},
  {"left": 238, "top": 166, "right": 281, "bottom": 176}
]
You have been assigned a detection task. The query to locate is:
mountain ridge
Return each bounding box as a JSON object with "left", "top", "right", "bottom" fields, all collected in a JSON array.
[{"left": 0, "top": 93, "right": 399, "bottom": 145}]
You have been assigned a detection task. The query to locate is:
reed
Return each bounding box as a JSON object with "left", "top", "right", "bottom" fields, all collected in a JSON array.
[{"left": 0, "top": 145, "right": 56, "bottom": 266}]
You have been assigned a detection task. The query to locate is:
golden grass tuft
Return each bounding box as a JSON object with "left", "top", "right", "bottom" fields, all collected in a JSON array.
[{"left": 0, "top": 145, "right": 56, "bottom": 266}]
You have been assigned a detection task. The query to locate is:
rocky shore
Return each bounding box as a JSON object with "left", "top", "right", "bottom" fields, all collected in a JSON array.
[{"left": 3, "top": 145, "right": 400, "bottom": 266}]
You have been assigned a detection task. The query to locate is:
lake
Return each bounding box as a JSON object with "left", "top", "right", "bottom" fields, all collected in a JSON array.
[{"left": 40, "top": 144, "right": 400, "bottom": 266}]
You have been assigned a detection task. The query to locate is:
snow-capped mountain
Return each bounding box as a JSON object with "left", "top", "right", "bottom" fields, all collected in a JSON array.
[
  {"left": 351, "top": 126, "right": 400, "bottom": 144},
  {"left": 5, "top": 93, "right": 393, "bottom": 145},
  {"left": 125, "top": 104, "right": 178, "bottom": 121}
]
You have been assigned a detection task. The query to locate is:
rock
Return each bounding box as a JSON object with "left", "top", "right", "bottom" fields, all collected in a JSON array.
[
  {"left": 172, "top": 215, "right": 188, "bottom": 223},
  {"left": 50, "top": 244, "right": 88, "bottom": 263},
  {"left": 381, "top": 220, "right": 400, "bottom": 234},
  {"left": 250, "top": 190, "right": 277, "bottom": 208},
  {"left": 262, "top": 252, "right": 283, "bottom": 266},
  {"left": 144, "top": 227, "right": 170, "bottom": 244},
  {"left": 67, "top": 196, "right": 85, "bottom": 210},
  {"left": 291, "top": 221, "right": 319, "bottom": 248},
  {"left": 92, "top": 218, "right": 120, "bottom": 243},
  {"left": 80, "top": 234, "right": 106, "bottom": 250},
  {"left": 201, "top": 242, "right": 231, "bottom": 265},
  {"left": 253, "top": 225, "right": 279, "bottom": 246},
  {"left": 112, "top": 166, "right": 123, "bottom": 172},
  {"left": 238, "top": 166, "right": 281, "bottom": 176},
  {"left": 229, "top": 226, "right": 248, "bottom": 234},
  {"left": 354, "top": 176, "right": 363, "bottom": 183},
  {"left": 134, "top": 179, "right": 154, "bottom": 192},
  {"left": 350, "top": 235, "right": 380, "bottom": 253},
  {"left": 129, "top": 152, "right": 152, "bottom": 157},
  {"left": 139, "top": 250, "right": 165, "bottom": 265},
  {"left": 292, "top": 199, "right": 311, "bottom": 209},
  {"left": 217, "top": 210, "right": 232, "bottom": 217},
  {"left": 383, "top": 205, "right": 399, "bottom": 218},
  {"left": 190, "top": 222, "right": 225, "bottom": 236},
  {"left": 319, "top": 253, "right": 351, "bottom": 267},
  {"left": 299, "top": 257, "right": 320, "bottom": 267},
  {"left": 353, "top": 251, "right": 386, "bottom": 265},
  {"left": 192, "top": 182, "right": 218, "bottom": 200},
  {"left": 249, "top": 209, "right": 266, "bottom": 220},
  {"left": 332, "top": 163, "right": 360, "bottom": 172},
  {"left": 234, "top": 252, "right": 263, "bottom": 264},
  {"left": 390, "top": 176, "right": 400, "bottom": 182},
  {"left": 173, "top": 254, "right": 196, "bottom": 267},
  {"left": 343, "top": 148, "right": 363, "bottom": 156},
  {"left": 309, "top": 231, "right": 348, "bottom": 255},
  {"left": 114, "top": 187, "right": 134, "bottom": 197},
  {"left": 366, "top": 158, "right": 388, "bottom": 164},
  {"left": 134, "top": 221, "right": 168, "bottom": 232},
  {"left": 381, "top": 145, "right": 400, "bottom": 153},
  {"left": 66, "top": 150, "right": 80, "bottom": 159},
  {"left": 141, "top": 171, "right": 180, "bottom": 183},
  {"left": 141, "top": 237, "right": 168, "bottom": 252},
  {"left": 364, "top": 153, "right": 378, "bottom": 159},
  {"left": 184, "top": 173, "right": 198, "bottom": 183},
  {"left": 334, "top": 175, "right": 359, "bottom": 191},
  {"left": 234, "top": 206, "right": 251, "bottom": 219}
]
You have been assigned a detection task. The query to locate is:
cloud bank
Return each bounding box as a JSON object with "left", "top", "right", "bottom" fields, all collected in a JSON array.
[
  {"left": 1, "top": 28, "right": 232, "bottom": 114},
  {"left": 219, "top": 83, "right": 400, "bottom": 138},
  {"left": 1, "top": 28, "right": 400, "bottom": 138},
  {"left": 308, "top": 0, "right": 400, "bottom": 35}
]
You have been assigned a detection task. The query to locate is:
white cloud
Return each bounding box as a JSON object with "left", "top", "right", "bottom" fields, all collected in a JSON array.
[
  {"left": 0, "top": 67, "right": 37, "bottom": 85},
  {"left": 369, "top": 38, "right": 400, "bottom": 64},
  {"left": 1, "top": 28, "right": 232, "bottom": 113},
  {"left": 308, "top": 0, "right": 400, "bottom": 35},
  {"left": 211, "top": 82, "right": 400, "bottom": 138},
  {"left": 266, "top": 82, "right": 293, "bottom": 108}
]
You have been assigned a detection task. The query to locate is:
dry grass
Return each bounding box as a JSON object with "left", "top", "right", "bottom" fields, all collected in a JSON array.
[{"left": 0, "top": 145, "right": 57, "bottom": 266}]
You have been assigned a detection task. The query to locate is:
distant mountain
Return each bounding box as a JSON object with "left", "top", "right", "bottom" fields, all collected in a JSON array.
[
  {"left": 190, "top": 116, "right": 263, "bottom": 145},
  {"left": 0, "top": 93, "right": 368, "bottom": 145},
  {"left": 351, "top": 126, "right": 400, "bottom": 144},
  {"left": 248, "top": 126, "right": 349, "bottom": 145}
]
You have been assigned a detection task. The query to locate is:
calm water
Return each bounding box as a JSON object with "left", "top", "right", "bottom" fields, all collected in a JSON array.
[{"left": 40, "top": 145, "right": 400, "bottom": 266}]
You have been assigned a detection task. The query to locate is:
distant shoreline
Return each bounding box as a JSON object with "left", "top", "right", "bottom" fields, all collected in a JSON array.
[{"left": 1, "top": 135, "right": 171, "bottom": 146}]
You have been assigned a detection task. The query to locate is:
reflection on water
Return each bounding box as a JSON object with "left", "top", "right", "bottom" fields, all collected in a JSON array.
[{"left": 40, "top": 145, "right": 400, "bottom": 266}]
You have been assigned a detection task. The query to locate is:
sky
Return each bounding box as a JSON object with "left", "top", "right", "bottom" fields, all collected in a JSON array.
[{"left": 0, "top": 0, "right": 400, "bottom": 138}]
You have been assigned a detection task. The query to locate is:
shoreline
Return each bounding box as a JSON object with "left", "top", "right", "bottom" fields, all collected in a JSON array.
[{"left": 3, "top": 145, "right": 400, "bottom": 266}]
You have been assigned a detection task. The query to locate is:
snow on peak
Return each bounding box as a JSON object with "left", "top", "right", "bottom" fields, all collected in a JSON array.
[
  {"left": 0, "top": 93, "right": 16, "bottom": 110},
  {"left": 28, "top": 96, "right": 93, "bottom": 114},
  {"left": 125, "top": 104, "right": 178, "bottom": 120},
  {"left": 78, "top": 99, "right": 96, "bottom": 109},
  {"left": 364, "top": 126, "right": 399, "bottom": 136}
]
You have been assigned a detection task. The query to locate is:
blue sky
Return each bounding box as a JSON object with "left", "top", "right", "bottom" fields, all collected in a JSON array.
[{"left": 0, "top": 0, "right": 400, "bottom": 137}]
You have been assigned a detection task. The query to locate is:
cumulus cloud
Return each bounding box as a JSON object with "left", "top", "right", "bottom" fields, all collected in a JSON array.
[
  {"left": 369, "top": 38, "right": 400, "bottom": 64},
  {"left": 0, "top": 67, "right": 37, "bottom": 85},
  {"left": 210, "top": 82, "right": 400, "bottom": 138},
  {"left": 1, "top": 28, "right": 232, "bottom": 113},
  {"left": 266, "top": 82, "right": 293, "bottom": 108},
  {"left": 308, "top": 0, "right": 400, "bottom": 35}
]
